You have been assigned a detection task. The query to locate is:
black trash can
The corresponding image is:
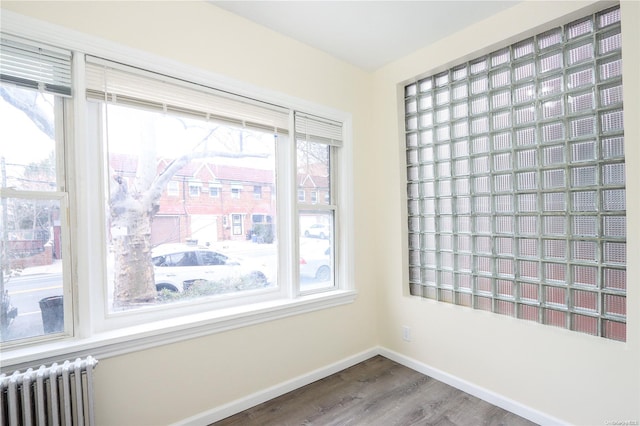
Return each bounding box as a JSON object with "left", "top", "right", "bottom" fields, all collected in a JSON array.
[{"left": 39, "top": 295, "right": 64, "bottom": 333}]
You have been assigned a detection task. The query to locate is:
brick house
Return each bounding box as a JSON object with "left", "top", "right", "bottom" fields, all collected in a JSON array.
[
  {"left": 110, "top": 154, "right": 329, "bottom": 246},
  {"left": 153, "top": 159, "right": 276, "bottom": 245}
]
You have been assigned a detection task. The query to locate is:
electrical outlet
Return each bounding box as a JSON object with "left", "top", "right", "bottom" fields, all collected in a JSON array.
[{"left": 402, "top": 325, "right": 411, "bottom": 342}]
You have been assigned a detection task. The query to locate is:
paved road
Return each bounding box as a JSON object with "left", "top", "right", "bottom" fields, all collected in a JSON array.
[
  {"left": 2, "top": 239, "right": 331, "bottom": 341},
  {"left": 3, "top": 273, "right": 62, "bottom": 341}
]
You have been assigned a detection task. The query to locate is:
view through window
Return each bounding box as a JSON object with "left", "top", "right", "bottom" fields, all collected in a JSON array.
[
  {"left": 99, "top": 103, "right": 280, "bottom": 310},
  {"left": 296, "top": 113, "right": 341, "bottom": 292},
  {"left": 1, "top": 34, "right": 73, "bottom": 343},
  {"left": 0, "top": 85, "right": 71, "bottom": 342},
  {"left": 1, "top": 38, "right": 346, "bottom": 345}
]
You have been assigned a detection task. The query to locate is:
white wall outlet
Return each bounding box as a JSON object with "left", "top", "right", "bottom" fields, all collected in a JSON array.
[{"left": 402, "top": 325, "right": 411, "bottom": 342}]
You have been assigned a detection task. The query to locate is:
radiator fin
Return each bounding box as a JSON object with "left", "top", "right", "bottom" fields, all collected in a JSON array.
[{"left": 0, "top": 356, "right": 98, "bottom": 426}]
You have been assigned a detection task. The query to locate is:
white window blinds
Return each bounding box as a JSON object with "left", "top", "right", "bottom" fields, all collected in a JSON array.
[
  {"left": 295, "top": 112, "right": 343, "bottom": 147},
  {"left": 0, "top": 34, "right": 72, "bottom": 96},
  {"left": 85, "top": 56, "right": 289, "bottom": 133}
]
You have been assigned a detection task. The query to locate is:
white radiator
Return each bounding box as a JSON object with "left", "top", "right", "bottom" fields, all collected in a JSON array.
[{"left": 0, "top": 356, "right": 98, "bottom": 426}]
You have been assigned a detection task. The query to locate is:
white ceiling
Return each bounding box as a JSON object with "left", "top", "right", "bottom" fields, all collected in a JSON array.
[{"left": 212, "top": 1, "right": 519, "bottom": 71}]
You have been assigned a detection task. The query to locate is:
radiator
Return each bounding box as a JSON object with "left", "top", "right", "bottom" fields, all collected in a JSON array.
[{"left": 0, "top": 356, "right": 98, "bottom": 426}]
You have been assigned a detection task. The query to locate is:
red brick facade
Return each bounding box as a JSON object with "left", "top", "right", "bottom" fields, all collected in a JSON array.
[{"left": 110, "top": 154, "right": 328, "bottom": 246}]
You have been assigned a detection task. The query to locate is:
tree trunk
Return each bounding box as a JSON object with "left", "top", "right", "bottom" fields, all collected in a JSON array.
[{"left": 111, "top": 198, "right": 157, "bottom": 307}]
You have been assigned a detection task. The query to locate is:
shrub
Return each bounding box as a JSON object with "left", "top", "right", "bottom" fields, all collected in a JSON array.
[
  {"left": 156, "top": 274, "right": 268, "bottom": 303},
  {"left": 252, "top": 224, "right": 274, "bottom": 244}
]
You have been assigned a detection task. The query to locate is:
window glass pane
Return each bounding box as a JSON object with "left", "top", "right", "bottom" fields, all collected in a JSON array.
[
  {"left": 297, "top": 130, "right": 335, "bottom": 292},
  {"left": 1, "top": 196, "right": 67, "bottom": 341},
  {"left": 299, "top": 211, "right": 334, "bottom": 291},
  {"left": 0, "top": 85, "right": 59, "bottom": 191},
  {"left": 297, "top": 140, "right": 331, "bottom": 205},
  {"left": 101, "top": 103, "right": 277, "bottom": 311},
  {"left": 1, "top": 83, "right": 69, "bottom": 343}
]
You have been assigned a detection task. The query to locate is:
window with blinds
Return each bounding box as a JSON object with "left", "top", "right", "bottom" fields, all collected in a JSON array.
[
  {"left": 86, "top": 57, "right": 286, "bottom": 310},
  {"left": 83, "top": 56, "right": 346, "bottom": 312},
  {"left": 0, "top": 35, "right": 72, "bottom": 96},
  {"left": 0, "top": 35, "right": 73, "bottom": 344},
  {"left": 1, "top": 16, "right": 353, "bottom": 358},
  {"left": 403, "top": 6, "right": 626, "bottom": 341},
  {"left": 296, "top": 112, "right": 342, "bottom": 291},
  {"left": 85, "top": 56, "right": 288, "bottom": 133}
]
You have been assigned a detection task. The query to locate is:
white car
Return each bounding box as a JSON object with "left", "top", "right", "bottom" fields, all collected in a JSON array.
[
  {"left": 299, "top": 240, "right": 332, "bottom": 282},
  {"left": 151, "top": 243, "right": 268, "bottom": 292},
  {"left": 303, "top": 223, "right": 331, "bottom": 239}
]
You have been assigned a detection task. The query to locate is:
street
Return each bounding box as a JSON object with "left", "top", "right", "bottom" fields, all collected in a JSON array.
[
  {"left": 3, "top": 272, "right": 62, "bottom": 341},
  {"left": 2, "top": 239, "right": 332, "bottom": 342}
]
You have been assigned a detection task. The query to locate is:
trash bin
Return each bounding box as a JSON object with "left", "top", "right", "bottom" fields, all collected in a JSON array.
[{"left": 39, "top": 296, "right": 64, "bottom": 334}]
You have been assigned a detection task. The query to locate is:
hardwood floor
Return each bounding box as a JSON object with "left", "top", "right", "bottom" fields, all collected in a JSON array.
[{"left": 212, "top": 355, "right": 537, "bottom": 426}]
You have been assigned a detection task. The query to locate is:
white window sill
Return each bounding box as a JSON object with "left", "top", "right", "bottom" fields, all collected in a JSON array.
[{"left": 0, "top": 289, "right": 357, "bottom": 372}]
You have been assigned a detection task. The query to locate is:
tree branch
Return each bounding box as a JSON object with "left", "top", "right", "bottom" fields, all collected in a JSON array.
[{"left": 0, "top": 86, "right": 55, "bottom": 139}]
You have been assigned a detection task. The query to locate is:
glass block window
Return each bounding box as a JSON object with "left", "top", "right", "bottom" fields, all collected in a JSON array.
[{"left": 404, "top": 6, "right": 626, "bottom": 341}]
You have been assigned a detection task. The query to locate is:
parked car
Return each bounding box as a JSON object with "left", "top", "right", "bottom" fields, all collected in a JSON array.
[
  {"left": 303, "top": 223, "right": 331, "bottom": 239},
  {"left": 299, "top": 240, "right": 332, "bottom": 282},
  {"left": 151, "top": 243, "right": 268, "bottom": 292}
]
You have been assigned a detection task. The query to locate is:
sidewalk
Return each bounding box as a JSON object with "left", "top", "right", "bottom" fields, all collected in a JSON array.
[{"left": 11, "top": 259, "right": 63, "bottom": 276}]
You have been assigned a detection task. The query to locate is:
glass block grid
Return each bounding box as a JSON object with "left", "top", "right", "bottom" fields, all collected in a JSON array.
[{"left": 404, "top": 6, "right": 626, "bottom": 341}]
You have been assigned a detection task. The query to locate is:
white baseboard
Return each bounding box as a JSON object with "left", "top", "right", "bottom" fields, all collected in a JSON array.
[
  {"left": 378, "top": 347, "right": 567, "bottom": 426},
  {"left": 171, "top": 347, "right": 379, "bottom": 426},
  {"left": 173, "top": 346, "right": 564, "bottom": 426}
]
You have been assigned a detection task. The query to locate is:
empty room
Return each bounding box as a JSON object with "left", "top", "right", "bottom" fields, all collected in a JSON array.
[{"left": 0, "top": 1, "right": 638, "bottom": 425}]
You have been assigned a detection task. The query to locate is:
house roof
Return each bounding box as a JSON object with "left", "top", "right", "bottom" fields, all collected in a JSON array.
[{"left": 109, "top": 154, "right": 277, "bottom": 185}]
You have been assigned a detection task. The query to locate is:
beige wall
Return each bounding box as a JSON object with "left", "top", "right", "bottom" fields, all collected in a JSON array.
[
  {"left": 373, "top": 1, "right": 640, "bottom": 424},
  {"left": 0, "top": 2, "right": 378, "bottom": 425},
  {"left": 2, "top": 0, "right": 639, "bottom": 424}
]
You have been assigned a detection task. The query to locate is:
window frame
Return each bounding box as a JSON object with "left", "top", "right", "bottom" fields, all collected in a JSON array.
[
  {"left": 209, "top": 181, "right": 222, "bottom": 198},
  {"left": 188, "top": 180, "right": 201, "bottom": 197},
  {"left": 167, "top": 180, "right": 179, "bottom": 196},
  {"left": 0, "top": 191, "right": 74, "bottom": 341},
  {"left": 0, "top": 73, "right": 74, "bottom": 346},
  {"left": 0, "top": 11, "right": 355, "bottom": 370}
]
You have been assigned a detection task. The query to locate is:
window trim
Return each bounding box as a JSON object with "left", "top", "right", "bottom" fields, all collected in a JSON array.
[
  {"left": 167, "top": 180, "right": 179, "bottom": 196},
  {"left": 188, "top": 181, "right": 201, "bottom": 197},
  {"left": 0, "top": 9, "right": 355, "bottom": 370}
]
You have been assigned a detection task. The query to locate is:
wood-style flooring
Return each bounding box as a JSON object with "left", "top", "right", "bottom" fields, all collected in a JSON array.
[{"left": 212, "top": 355, "right": 537, "bottom": 426}]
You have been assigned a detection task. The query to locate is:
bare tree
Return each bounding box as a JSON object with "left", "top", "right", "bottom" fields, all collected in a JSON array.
[{"left": 0, "top": 86, "right": 54, "bottom": 139}]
